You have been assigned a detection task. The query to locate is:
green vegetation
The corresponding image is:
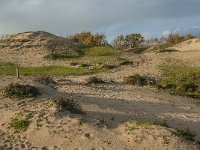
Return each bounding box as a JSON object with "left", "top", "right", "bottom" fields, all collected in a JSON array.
[
  {"left": 112, "top": 33, "right": 144, "bottom": 50},
  {"left": 157, "top": 65, "right": 200, "bottom": 99},
  {"left": 126, "top": 119, "right": 168, "bottom": 131},
  {"left": 175, "top": 128, "right": 196, "bottom": 142},
  {"left": 151, "top": 43, "right": 173, "bottom": 51},
  {"left": 83, "top": 46, "right": 119, "bottom": 56},
  {"left": 69, "top": 46, "right": 125, "bottom": 67},
  {"left": 67, "top": 31, "right": 107, "bottom": 46},
  {"left": 125, "top": 65, "right": 200, "bottom": 100},
  {"left": 86, "top": 76, "right": 105, "bottom": 85},
  {"left": 0, "top": 62, "right": 16, "bottom": 67},
  {"left": 44, "top": 46, "right": 123, "bottom": 69},
  {"left": 10, "top": 113, "right": 29, "bottom": 132},
  {"left": 0, "top": 63, "right": 103, "bottom": 76},
  {"left": 124, "top": 74, "right": 156, "bottom": 86},
  {"left": 44, "top": 50, "right": 83, "bottom": 60},
  {"left": 53, "top": 97, "right": 85, "bottom": 114},
  {"left": 5, "top": 83, "right": 39, "bottom": 100}
]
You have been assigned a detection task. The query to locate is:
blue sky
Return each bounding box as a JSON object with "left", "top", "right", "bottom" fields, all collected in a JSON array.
[{"left": 0, "top": 0, "right": 200, "bottom": 41}]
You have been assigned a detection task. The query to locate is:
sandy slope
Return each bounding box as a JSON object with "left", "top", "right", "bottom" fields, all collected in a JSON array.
[
  {"left": 0, "top": 31, "right": 80, "bottom": 66},
  {"left": 169, "top": 38, "right": 200, "bottom": 51},
  {"left": 0, "top": 73, "right": 200, "bottom": 150}
]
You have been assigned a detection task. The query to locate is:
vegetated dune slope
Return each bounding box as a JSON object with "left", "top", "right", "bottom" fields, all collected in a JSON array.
[
  {"left": 169, "top": 38, "right": 200, "bottom": 51},
  {"left": 0, "top": 31, "right": 80, "bottom": 66}
]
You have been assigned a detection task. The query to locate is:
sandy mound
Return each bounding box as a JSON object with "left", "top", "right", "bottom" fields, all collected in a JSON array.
[
  {"left": 0, "top": 76, "right": 200, "bottom": 150},
  {"left": 0, "top": 31, "right": 81, "bottom": 66},
  {"left": 169, "top": 38, "right": 200, "bottom": 51}
]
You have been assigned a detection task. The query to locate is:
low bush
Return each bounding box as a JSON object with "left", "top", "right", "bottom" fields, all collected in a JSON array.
[
  {"left": 126, "top": 119, "right": 168, "bottom": 131},
  {"left": 86, "top": 76, "right": 105, "bottom": 85},
  {"left": 53, "top": 97, "right": 85, "bottom": 114},
  {"left": 175, "top": 128, "right": 196, "bottom": 142},
  {"left": 124, "top": 74, "right": 156, "bottom": 86},
  {"left": 152, "top": 43, "right": 173, "bottom": 51},
  {"left": 10, "top": 113, "right": 29, "bottom": 132},
  {"left": 44, "top": 50, "right": 82, "bottom": 60},
  {"left": 120, "top": 60, "right": 134, "bottom": 66},
  {"left": 157, "top": 65, "right": 200, "bottom": 99},
  {"left": 101, "top": 65, "right": 116, "bottom": 70},
  {"left": 5, "top": 83, "right": 39, "bottom": 100}
]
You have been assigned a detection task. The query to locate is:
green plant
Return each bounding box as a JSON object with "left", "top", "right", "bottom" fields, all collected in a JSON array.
[
  {"left": 44, "top": 50, "right": 83, "bottom": 60},
  {"left": 101, "top": 64, "right": 116, "bottom": 69},
  {"left": 120, "top": 60, "right": 133, "bottom": 66},
  {"left": 0, "top": 65, "right": 103, "bottom": 76},
  {"left": 124, "top": 74, "right": 156, "bottom": 86},
  {"left": 86, "top": 76, "right": 105, "bottom": 84},
  {"left": 126, "top": 119, "right": 168, "bottom": 131},
  {"left": 83, "top": 46, "right": 119, "bottom": 56},
  {"left": 175, "top": 128, "right": 196, "bottom": 142},
  {"left": 5, "top": 83, "right": 39, "bottom": 100},
  {"left": 10, "top": 113, "right": 29, "bottom": 132},
  {"left": 53, "top": 97, "right": 85, "bottom": 114},
  {"left": 157, "top": 65, "right": 200, "bottom": 99},
  {"left": 152, "top": 43, "right": 173, "bottom": 51}
]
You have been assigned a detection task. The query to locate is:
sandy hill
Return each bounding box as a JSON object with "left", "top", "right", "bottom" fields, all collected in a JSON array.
[
  {"left": 0, "top": 31, "right": 81, "bottom": 66},
  {"left": 169, "top": 38, "right": 200, "bottom": 51}
]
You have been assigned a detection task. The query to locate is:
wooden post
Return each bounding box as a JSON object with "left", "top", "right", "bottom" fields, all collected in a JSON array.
[{"left": 16, "top": 67, "right": 19, "bottom": 79}]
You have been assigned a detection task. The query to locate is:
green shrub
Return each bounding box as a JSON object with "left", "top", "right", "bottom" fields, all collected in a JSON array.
[
  {"left": 126, "top": 119, "right": 168, "bottom": 131},
  {"left": 101, "top": 65, "right": 116, "bottom": 70},
  {"left": 44, "top": 50, "right": 82, "bottom": 60},
  {"left": 53, "top": 97, "right": 85, "bottom": 114},
  {"left": 10, "top": 113, "right": 29, "bottom": 132},
  {"left": 175, "top": 128, "right": 196, "bottom": 142},
  {"left": 86, "top": 76, "right": 105, "bottom": 85},
  {"left": 152, "top": 43, "right": 173, "bottom": 51},
  {"left": 120, "top": 60, "right": 134, "bottom": 66},
  {"left": 157, "top": 65, "right": 200, "bottom": 99},
  {"left": 0, "top": 66, "right": 103, "bottom": 76},
  {"left": 124, "top": 74, "right": 156, "bottom": 86},
  {"left": 83, "top": 46, "right": 119, "bottom": 57},
  {"left": 5, "top": 83, "right": 39, "bottom": 100}
]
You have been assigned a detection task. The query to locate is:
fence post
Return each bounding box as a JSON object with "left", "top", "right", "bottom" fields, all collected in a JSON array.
[{"left": 16, "top": 67, "right": 19, "bottom": 79}]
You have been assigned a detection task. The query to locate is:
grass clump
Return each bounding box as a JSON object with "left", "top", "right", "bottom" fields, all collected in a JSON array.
[
  {"left": 53, "top": 97, "right": 85, "bottom": 114},
  {"left": 86, "top": 76, "right": 105, "bottom": 85},
  {"left": 152, "top": 43, "right": 173, "bottom": 51},
  {"left": 157, "top": 65, "right": 200, "bottom": 99},
  {"left": 5, "top": 83, "right": 39, "bottom": 100},
  {"left": 0, "top": 65, "right": 103, "bottom": 76},
  {"left": 44, "top": 50, "right": 83, "bottom": 60},
  {"left": 124, "top": 74, "right": 156, "bottom": 86},
  {"left": 83, "top": 46, "right": 119, "bottom": 56},
  {"left": 175, "top": 128, "right": 196, "bottom": 142},
  {"left": 10, "top": 113, "right": 29, "bottom": 132},
  {"left": 126, "top": 119, "right": 168, "bottom": 131}
]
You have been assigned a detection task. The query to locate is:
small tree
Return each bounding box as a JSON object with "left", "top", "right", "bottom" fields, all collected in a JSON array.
[
  {"left": 125, "top": 33, "right": 144, "bottom": 49},
  {"left": 67, "top": 32, "right": 107, "bottom": 46},
  {"left": 111, "top": 35, "right": 125, "bottom": 50},
  {"left": 112, "top": 33, "right": 144, "bottom": 50}
]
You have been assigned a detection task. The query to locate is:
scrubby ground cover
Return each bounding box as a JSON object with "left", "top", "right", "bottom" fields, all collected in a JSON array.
[{"left": 0, "top": 62, "right": 103, "bottom": 76}]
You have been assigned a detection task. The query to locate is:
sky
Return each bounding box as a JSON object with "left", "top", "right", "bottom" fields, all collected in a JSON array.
[{"left": 0, "top": 0, "right": 200, "bottom": 41}]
